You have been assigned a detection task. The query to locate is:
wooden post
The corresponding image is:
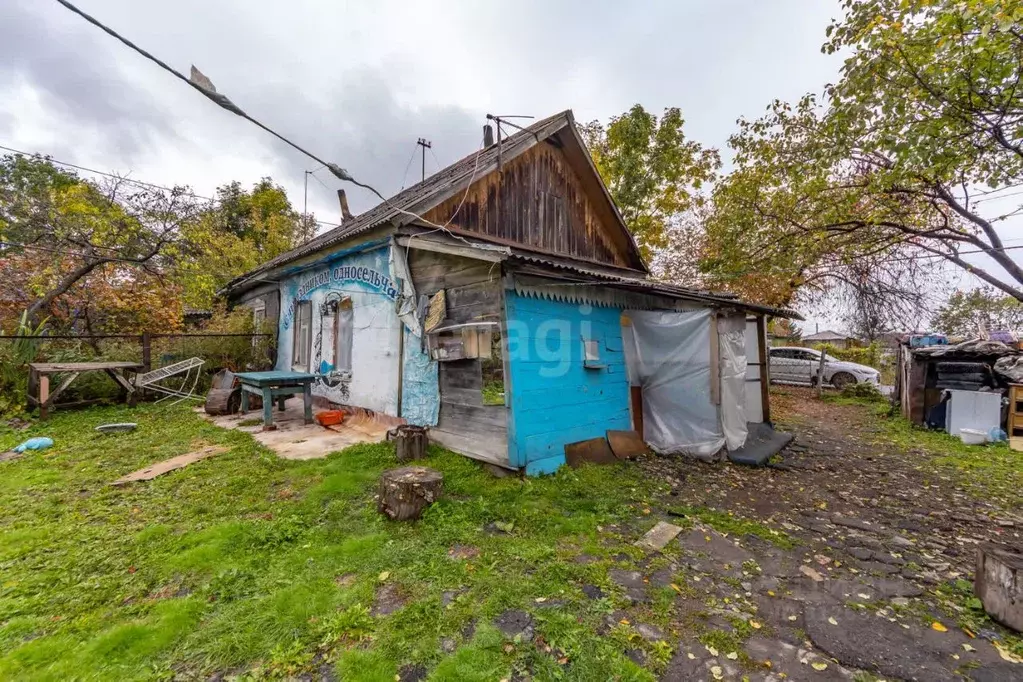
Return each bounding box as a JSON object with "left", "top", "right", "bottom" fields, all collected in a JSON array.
[
  {"left": 709, "top": 313, "right": 721, "bottom": 405},
  {"left": 141, "top": 332, "right": 152, "bottom": 373},
  {"left": 815, "top": 347, "right": 828, "bottom": 397},
  {"left": 39, "top": 373, "right": 50, "bottom": 420},
  {"left": 378, "top": 466, "right": 443, "bottom": 521},
  {"left": 757, "top": 315, "right": 771, "bottom": 423}
]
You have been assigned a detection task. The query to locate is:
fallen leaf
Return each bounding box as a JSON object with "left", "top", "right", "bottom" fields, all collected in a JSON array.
[
  {"left": 494, "top": 521, "right": 514, "bottom": 533},
  {"left": 811, "top": 662, "right": 828, "bottom": 671},
  {"left": 535, "top": 597, "right": 547, "bottom": 603},
  {"left": 378, "top": 571, "right": 390, "bottom": 582},
  {"left": 931, "top": 622, "right": 948, "bottom": 632},
  {"left": 706, "top": 645, "right": 719, "bottom": 656},
  {"left": 828, "top": 616, "right": 839, "bottom": 626},
  {"left": 788, "top": 615, "right": 798, "bottom": 621},
  {"left": 963, "top": 627, "right": 976, "bottom": 638},
  {"left": 750, "top": 620, "right": 762, "bottom": 629},
  {"left": 711, "top": 665, "right": 723, "bottom": 680},
  {"left": 619, "top": 618, "right": 630, "bottom": 625},
  {"left": 767, "top": 590, "right": 776, "bottom": 597},
  {"left": 671, "top": 583, "right": 683, "bottom": 593},
  {"left": 726, "top": 651, "right": 738, "bottom": 660},
  {"left": 687, "top": 652, "right": 696, "bottom": 660},
  {"left": 857, "top": 593, "right": 871, "bottom": 600},
  {"left": 503, "top": 643, "right": 514, "bottom": 653},
  {"left": 952, "top": 654, "right": 960, "bottom": 660},
  {"left": 764, "top": 659, "right": 772, "bottom": 668},
  {"left": 995, "top": 641, "right": 1023, "bottom": 663},
  {"left": 962, "top": 644, "right": 976, "bottom": 652}
]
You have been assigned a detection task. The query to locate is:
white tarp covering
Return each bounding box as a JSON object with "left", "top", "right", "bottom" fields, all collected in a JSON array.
[
  {"left": 718, "top": 314, "right": 748, "bottom": 450},
  {"left": 624, "top": 309, "right": 725, "bottom": 457},
  {"left": 388, "top": 242, "right": 421, "bottom": 337}
]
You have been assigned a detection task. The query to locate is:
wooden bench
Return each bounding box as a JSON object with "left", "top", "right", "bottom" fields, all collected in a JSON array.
[{"left": 28, "top": 362, "right": 143, "bottom": 419}]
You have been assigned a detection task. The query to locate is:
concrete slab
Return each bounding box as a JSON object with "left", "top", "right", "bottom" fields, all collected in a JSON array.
[
  {"left": 199, "top": 401, "right": 391, "bottom": 460},
  {"left": 635, "top": 521, "right": 684, "bottom": 551}
]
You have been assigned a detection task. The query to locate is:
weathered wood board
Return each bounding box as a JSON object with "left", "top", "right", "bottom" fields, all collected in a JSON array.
[{"left": 112, "top": 446, "right": 226, "bottom": 486}]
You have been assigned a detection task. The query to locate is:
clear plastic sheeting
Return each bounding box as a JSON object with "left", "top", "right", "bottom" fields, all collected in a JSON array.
[
  {"left": 718, "top": 314, "right": 748, "bottom": 451},
  {"left": 624, "top": 309, "right": 724, "bottom": 458}
]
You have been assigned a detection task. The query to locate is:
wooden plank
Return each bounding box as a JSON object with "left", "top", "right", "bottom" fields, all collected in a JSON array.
[
  {"left": 564, "top": 437, "right": 616, "bottom": 467},
  {"left": 429, "top": 427, "right": 508, "bottom": 466},
  {"left": 31, "top": 362, "right": 143, "bottom": 372},
  {"left": 440, "top": 361, "right": 482, "bottom": 391},
  {"left": 112, "top": 446, "right": 227, "bottom": 486},
  {"left": 47, "top": 372, "right": 81, "bottom": 406},
  {"left": 709, "top": 314, "right": 720, "bottom": 406},
  {"left": 438, "top": 402, "right": 508, "bottom": 429},
  {"left": 756, "top": 315, "right": 771, "bottom": 423},
  {"left": 39, "top": 373, "right": 50, "bottom": 419}
]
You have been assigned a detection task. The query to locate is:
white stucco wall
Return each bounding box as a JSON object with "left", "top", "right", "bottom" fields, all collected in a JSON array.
[{"left": 276, "top": 243, "right": 437, "bottom": 423}]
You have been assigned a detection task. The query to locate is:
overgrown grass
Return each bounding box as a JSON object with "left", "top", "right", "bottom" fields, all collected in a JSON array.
[{"left": 0, "top": 404, "right": 662, "bottom": 680}]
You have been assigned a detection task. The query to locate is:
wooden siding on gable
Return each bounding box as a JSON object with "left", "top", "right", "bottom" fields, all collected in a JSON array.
[{"left": 423, "top": 142, "right": 631, "bottom": 269}]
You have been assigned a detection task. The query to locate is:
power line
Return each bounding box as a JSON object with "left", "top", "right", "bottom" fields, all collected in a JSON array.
[
  {"left": 51, "top": 0, "right": 506, "bottom": 254},
  {"left": 0, "top": 142, "right": 344, "bottom": 230},
  {"left": 398, "top": 143, "right": 418, "bottom": 190}
]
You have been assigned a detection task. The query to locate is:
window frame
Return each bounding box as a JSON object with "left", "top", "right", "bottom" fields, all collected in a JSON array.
[{"left": 292, "top": 300, "right": 312, "bottom": 371}]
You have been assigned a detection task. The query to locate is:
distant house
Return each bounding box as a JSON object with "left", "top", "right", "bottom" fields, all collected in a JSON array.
[
  {"left": 223, "top": 110, "right": 800, "bottom": 474},
  {"left": 802, "top": 330, "right": 859, "bottom": 349}
]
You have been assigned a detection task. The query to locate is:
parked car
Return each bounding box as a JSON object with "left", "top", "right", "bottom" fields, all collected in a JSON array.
[{"left": 768, "top": 346, "right": 880, "bottom": 389}]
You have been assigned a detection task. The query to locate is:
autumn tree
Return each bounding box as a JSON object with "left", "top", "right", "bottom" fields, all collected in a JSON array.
[
  {"left": 703, "top": 0, "right": 1023, "bottom": 306},
  {"left": 0, "top": 154, "right": 202, "bottom": 328},
  {"left": 581, "top": 105, "right": 719, "bottom": 260},
  {"left": 173, "top": 179, "right": 314, "bottom": 310},
  {"left": 932, "top": 287, "right": 1023, "bottom": 337}
]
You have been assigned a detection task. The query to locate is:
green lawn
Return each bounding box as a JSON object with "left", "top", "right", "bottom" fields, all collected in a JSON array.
[{"left": 0, "top": 404, "right": 664, "bottom": 681}]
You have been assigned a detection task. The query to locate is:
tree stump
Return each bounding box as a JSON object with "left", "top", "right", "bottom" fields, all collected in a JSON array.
[
  {"left": 976, "top": 543, "right": 1023, "bottom": 633},
  {"left": 204, "top": 387, "right": 241, "bottom": 415},
  {"left": 378, "top": 466, "right": 443, "bottom": 521},
  {"left": 388, "top": 425, "right": 429, "bottom": 463}
]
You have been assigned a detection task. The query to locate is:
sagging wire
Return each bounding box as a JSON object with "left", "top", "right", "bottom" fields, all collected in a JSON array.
[{"left": 52, "top": 0, "right": 506, "bottom": 257}]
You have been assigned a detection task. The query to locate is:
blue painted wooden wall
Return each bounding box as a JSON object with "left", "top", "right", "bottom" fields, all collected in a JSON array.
[{"left": 505, "top": 292, "right": 632, "bottom": 475}]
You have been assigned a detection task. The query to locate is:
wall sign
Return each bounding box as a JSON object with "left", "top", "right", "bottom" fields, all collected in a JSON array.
[{"left": 282, "top": 265, "right": 399, "bottom": 329}]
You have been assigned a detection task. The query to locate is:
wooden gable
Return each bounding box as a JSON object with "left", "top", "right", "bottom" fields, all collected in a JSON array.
[{"left": 422, "top": 136, "right": 641, "bottom": 271}]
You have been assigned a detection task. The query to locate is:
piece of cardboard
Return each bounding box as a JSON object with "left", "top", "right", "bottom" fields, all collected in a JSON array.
[{"left": 112, "top": 446, "right": 226, "bottom": 486}]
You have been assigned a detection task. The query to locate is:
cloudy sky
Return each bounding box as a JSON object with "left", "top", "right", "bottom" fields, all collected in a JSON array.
[{"left": 2, "top": 0, "right": 1019, "bottom": 330}]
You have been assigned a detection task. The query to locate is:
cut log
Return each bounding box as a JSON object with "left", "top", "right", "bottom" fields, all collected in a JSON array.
[
  {"left": 378, "top": 466, "right": 443, "bottom": 521},
  {"left": 204, "top": 387, "right": 240, "bottom": 415},
  {"left": 388, "top": 425, "right": 429, "bottom": 463},
  {"left": 976, "top": 543, "right": 1023, "bottom": 633}
]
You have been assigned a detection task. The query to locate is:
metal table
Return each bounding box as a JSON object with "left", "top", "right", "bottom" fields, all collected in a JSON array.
[
  {"left": 234, "top": 371, "right": 316, "bottom": 430},
  {"left": 29, "top": 361, "right": 143, "bottom": 419}
]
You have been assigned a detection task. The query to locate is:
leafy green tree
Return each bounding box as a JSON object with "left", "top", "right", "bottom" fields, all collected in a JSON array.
[
  {"left": 704, "top": 0, "right": 1023, "bottom": 304},
  {"left": 932, "top": 287, "right": 1023, "bottom": 337},
  {"left": 173, "top": 179, "right": 315, "bottom": 310},
  {"left": 581, "top": 105, "right": 719, "bottom": 260}
]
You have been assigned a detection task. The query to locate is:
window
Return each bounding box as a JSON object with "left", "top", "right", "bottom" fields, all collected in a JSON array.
[
  {"left": 583, "top": 338, "right": 605, "bottom": 369},
  {"left": 292, "top": 300, "right": 312, "bottom": 370},
  {"left": 333, "top": 298, "right": 353, "bottom": 373},
  {"left": 251, "top": 300, "right": 266, "bottom": 330}
]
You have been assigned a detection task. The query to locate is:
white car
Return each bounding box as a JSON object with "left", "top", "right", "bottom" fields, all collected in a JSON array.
[{"left": 768, "top": 346, "right": 880, "bottom": 389}]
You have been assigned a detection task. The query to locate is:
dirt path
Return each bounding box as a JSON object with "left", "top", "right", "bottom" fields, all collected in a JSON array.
[{"left": 618, "top": 388, "right": 1023, "bottom": 681}]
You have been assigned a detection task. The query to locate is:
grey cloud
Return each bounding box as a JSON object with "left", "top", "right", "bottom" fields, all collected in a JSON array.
[{"left": 0, "top": 0, "right": 185, "bottom": 160}]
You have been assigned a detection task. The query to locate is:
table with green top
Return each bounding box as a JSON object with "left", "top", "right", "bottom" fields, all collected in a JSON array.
[{"left": 234, "top": 370, "right": 316, "bottom": 430}]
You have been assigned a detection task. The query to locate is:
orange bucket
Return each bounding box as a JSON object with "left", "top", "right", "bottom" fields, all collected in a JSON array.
[{"left": 315, "top": 410, "right": 346, "bottom": 427}]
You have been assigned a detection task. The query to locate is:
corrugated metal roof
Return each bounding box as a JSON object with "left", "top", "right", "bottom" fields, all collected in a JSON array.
[{"left": 506, "top": 251, "right": 803, "bottom": 320}]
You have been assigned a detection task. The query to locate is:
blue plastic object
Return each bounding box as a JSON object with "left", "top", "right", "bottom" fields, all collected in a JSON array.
[
  {"left": 13, "top": 437, "right": 54, "bottom": 453},
  {"left": 988, "top": 427, "right": 1007, "bottom": 443}
]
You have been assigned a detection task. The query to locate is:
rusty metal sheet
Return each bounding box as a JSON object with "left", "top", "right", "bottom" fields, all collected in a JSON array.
[
  {"left": 607, "top": 430, "right": 651, "bottom": 460},
  {"left": 564, "top": 437, "right": 616, "bottom": 467}
]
